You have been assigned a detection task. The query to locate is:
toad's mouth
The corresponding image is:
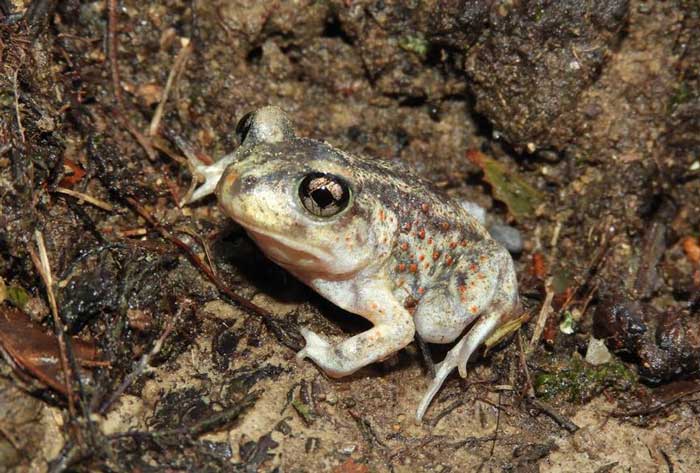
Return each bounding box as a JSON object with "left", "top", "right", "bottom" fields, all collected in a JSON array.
[{"left": 235, "top": 220, "right": 332, "bottom": 271}]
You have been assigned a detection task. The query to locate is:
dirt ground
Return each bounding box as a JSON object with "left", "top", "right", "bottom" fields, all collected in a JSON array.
[{"left": 1, "top": 0, "right": 699, "bottom": 472}]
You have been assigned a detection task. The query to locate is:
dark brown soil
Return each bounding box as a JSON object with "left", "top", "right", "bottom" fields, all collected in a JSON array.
[{"left": 0, "top": 1, "right": 699, "bottom": 472}]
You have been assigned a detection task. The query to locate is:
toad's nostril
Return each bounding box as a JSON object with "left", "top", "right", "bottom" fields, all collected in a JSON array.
[{"left": 242, "top": 175, "right": 258, "bottom": 188}]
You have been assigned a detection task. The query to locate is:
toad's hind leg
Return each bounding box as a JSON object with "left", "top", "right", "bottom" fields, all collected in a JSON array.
[{"left": 415, "top": 242, "right": 518, "bottom": 421}]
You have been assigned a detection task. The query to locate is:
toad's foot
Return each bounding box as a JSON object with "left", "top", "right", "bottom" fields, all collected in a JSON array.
[
  {"left": 295, "top": 286, "right": 415, "bottom": 378},
  {"left": 296, "top": 327, "right": 334, "bottom": 371},
  {"left": 180, "top": 149, "right": 240, "bottom": 206},
  {"left": 415, "top": 314, "right": 502, "bottom": 422}
]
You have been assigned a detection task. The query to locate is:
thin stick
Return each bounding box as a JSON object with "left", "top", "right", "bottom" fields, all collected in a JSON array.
[
  {"left": 107, "top": 0, "right": 123, "bottom": 107},
  {"left": 414, "top": 332, "right": 435, "bottom": 378},
  {"left": 527, "top": 398, "right": 579, "bottom": 433},
  {"left": 517, "top": 331, "right": 535, "bottom": 398},
  {"left": 149, "top": 39, "right": 192, "bottom": 136},
  {"left": 29, "top": 231, "right": 76, "bottom": 417},
  {"left": 98, "top": 320, "right": 174, "bottom": 414},
  {"left": 12, "top": 69, "right": 25, "bottom": 143},
  {"left": 54, "top": 187, "right": 114, "bottom": 211},
  {"left": 489, "top": 391, "right": 502, "bottom": 457},
  {"left": 124, "top": 197, "right": 275, "bottom": 319},
  {"left": 177, "top": 226, "right": 218, "bottom": 276},
  {"left": 528, "top": 278, "right": 554, "bottom": 354}
]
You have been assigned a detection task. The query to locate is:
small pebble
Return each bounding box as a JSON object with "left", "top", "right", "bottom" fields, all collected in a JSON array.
[
  {"left": 585, "top": 337, "right": 612, "bottom": 365},
  {"left": 488, "top": 223, "right": 523, "bottom": 253}
]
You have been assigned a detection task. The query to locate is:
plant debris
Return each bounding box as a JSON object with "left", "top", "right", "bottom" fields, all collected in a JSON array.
[
  {"left": 467, "top": 149, "right": 544, "bottom": 219},
  {"left": 0, "top": 305, "right": 104, "bottom": 395}
]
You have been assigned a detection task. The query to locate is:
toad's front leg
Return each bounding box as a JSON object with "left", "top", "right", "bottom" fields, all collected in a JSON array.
[{"left": 296, "top": 280, "right": 415, "bottom": 377}]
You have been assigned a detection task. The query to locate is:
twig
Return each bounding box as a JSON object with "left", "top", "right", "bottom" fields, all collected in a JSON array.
[
  {"left": 414, "top": 332, "right": 435, "bottom": 378},
  {"left": 54, "top": 187, "right": 114, "bottom": 211},
  {"left": 188, "top": 389, "right": 262, "bottom": 436},
  {"left": 349, "top": 409, "right": 387, "bottom": 451},
  {"left": 660, "top": 449, "right": 674, "bottom": 473},
  {"left": 176, "top": 226, "right": 218, "bottom": 276},
  {"left": 489, "top": 392, "right": 502, "bottom": 457},
  {"left": 633, "top": 221, "right": 667, "bottom": 298},
  {"left": 428, "top": 399, "right": 464, "bottom": 427},
  {"left": 98, "top": 320, "right": 174, "bottom": 414},
  {"left": 517, "top": 332, "right": 534, "bottom": 398},
  {"left": 12, "top": 69, "right": 25, "bottom": 143},
  {"left": 611, "top": 383, "right": 700, "bottom": 418},
  {"left": 122, "top": 197, "right": 293, "bottom": 347},
  {"left": 148, "top": 39, "right": 192, "bottom": 136},
  {"left": 29, "top": 231, "right": 76, "bottom": 417},
  {"left": 0, "top": 425, "right": 21, "bottom": 450},
  {"left": 109, "top": 389, "right": 262, "bottom": 439},
  {"left": 528, "top": 278, "right": 554, "bottom": 354},
  {"left": 558, "top": 232, "right": 611, "bottom": 315},
  {"left": 107, "top": 0, "right": 123, "bottom": 108},
  {"left": 527, "top": 398, "right": 579, "bottom": 433}
]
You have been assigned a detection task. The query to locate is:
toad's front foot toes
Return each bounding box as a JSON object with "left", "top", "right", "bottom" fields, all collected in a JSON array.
[{"left": 296, "top": 327, "right": 331, "bottom": 365}]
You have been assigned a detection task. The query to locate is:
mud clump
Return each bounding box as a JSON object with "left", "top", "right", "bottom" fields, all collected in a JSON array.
[
  {"left": 454, "top": 0, "right": 628, "bottom": 151},
  {"left": 594, "top": 295, "right": 700, "bottom": 382}
]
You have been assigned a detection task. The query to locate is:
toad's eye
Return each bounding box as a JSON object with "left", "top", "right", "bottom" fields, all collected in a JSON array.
[
  {"left": 235, "top": 111, "right": 254, "bottom": 144},
  {"left": 298, "top": 172, "right": 351, "bottom": 217}
]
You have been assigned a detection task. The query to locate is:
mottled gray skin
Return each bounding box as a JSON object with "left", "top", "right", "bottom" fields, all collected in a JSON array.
[{"left": 187, "top": 106, "right": 519, "bottom": 421}]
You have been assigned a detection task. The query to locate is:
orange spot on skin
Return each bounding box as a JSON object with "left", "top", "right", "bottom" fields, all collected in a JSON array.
[
  {"left": 470, "top": 305, "right": 479, "bottom": 314},
  {"left": 421, "top": 203, "right": 430, "bottom": 213},
  {"left": 427, "top": 237, "right": 433, "bottom": 245},
  {"left": 418, "top": 254, "right": 425, "bottom": 262},
  {"left": 397, "top": 263, "right": 406, "bottom": 272},
  {"left": 477, "top": 272, "right": 486, "bottom": 279},
  {"left": 370, "top": 302, "right": 378, "bottom": 310},
  {"left": 379, "top": 210, "right": 385, "bottom": 221},
  {"left": 445, "top": 255, "right": 453, "bottom": 266},
  {"left": 432, "top": 251, "right": 441, "bottom": 261},
  {"left": 417, "top": 229, "right": 425, "bottom": 240},
  {"left": 409, "top": 263, "right": 418, "bottom": 273},
  {"left": 469, "top": 263, "right": 478, "bottom": 272},
  {"left": 441, "top": 222, "right": 450, "bottom": 231},
  {"left": 449, "top": 242, "right": 457, "bottom": 249},
  {"left": 400, "top": 242, "right": 409, "bottom": 251},
  {"left": 460, "top": 239, "right": 467, "bottom": 247},
  {"left": 417, "top": 287, "right": 425, "bottom": 295},
  {"left": 458, "top": 285, "right": 466, "bottom": 293}
]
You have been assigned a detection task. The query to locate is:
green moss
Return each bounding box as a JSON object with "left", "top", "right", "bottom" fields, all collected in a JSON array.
[
  {"left": 291, "top": 399, "right": 315, "bottom": 425},
  {"left": 669, "top": 82, "right": 693, "bottom": 112},
  {"left": 467, "top": 150, "right": 545, "bottom": 220},
  {"left": 534, "top": 355, "right": 636, "bottom": 402},
  {"left": 398, "top": 35, "right": 429, "bottom": 58},
  {"left": 7, "top": 285, "right": 30, "bottom": 310}
]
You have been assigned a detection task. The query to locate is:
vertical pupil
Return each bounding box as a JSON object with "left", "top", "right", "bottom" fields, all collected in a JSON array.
[{"left": 312, "top": 188, "right": 335, "bottom": 208}]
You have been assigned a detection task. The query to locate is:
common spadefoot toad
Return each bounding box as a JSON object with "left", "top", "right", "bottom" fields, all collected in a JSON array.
[{"left": 186, "top": 106, "right": 520, "bottom": 421}]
